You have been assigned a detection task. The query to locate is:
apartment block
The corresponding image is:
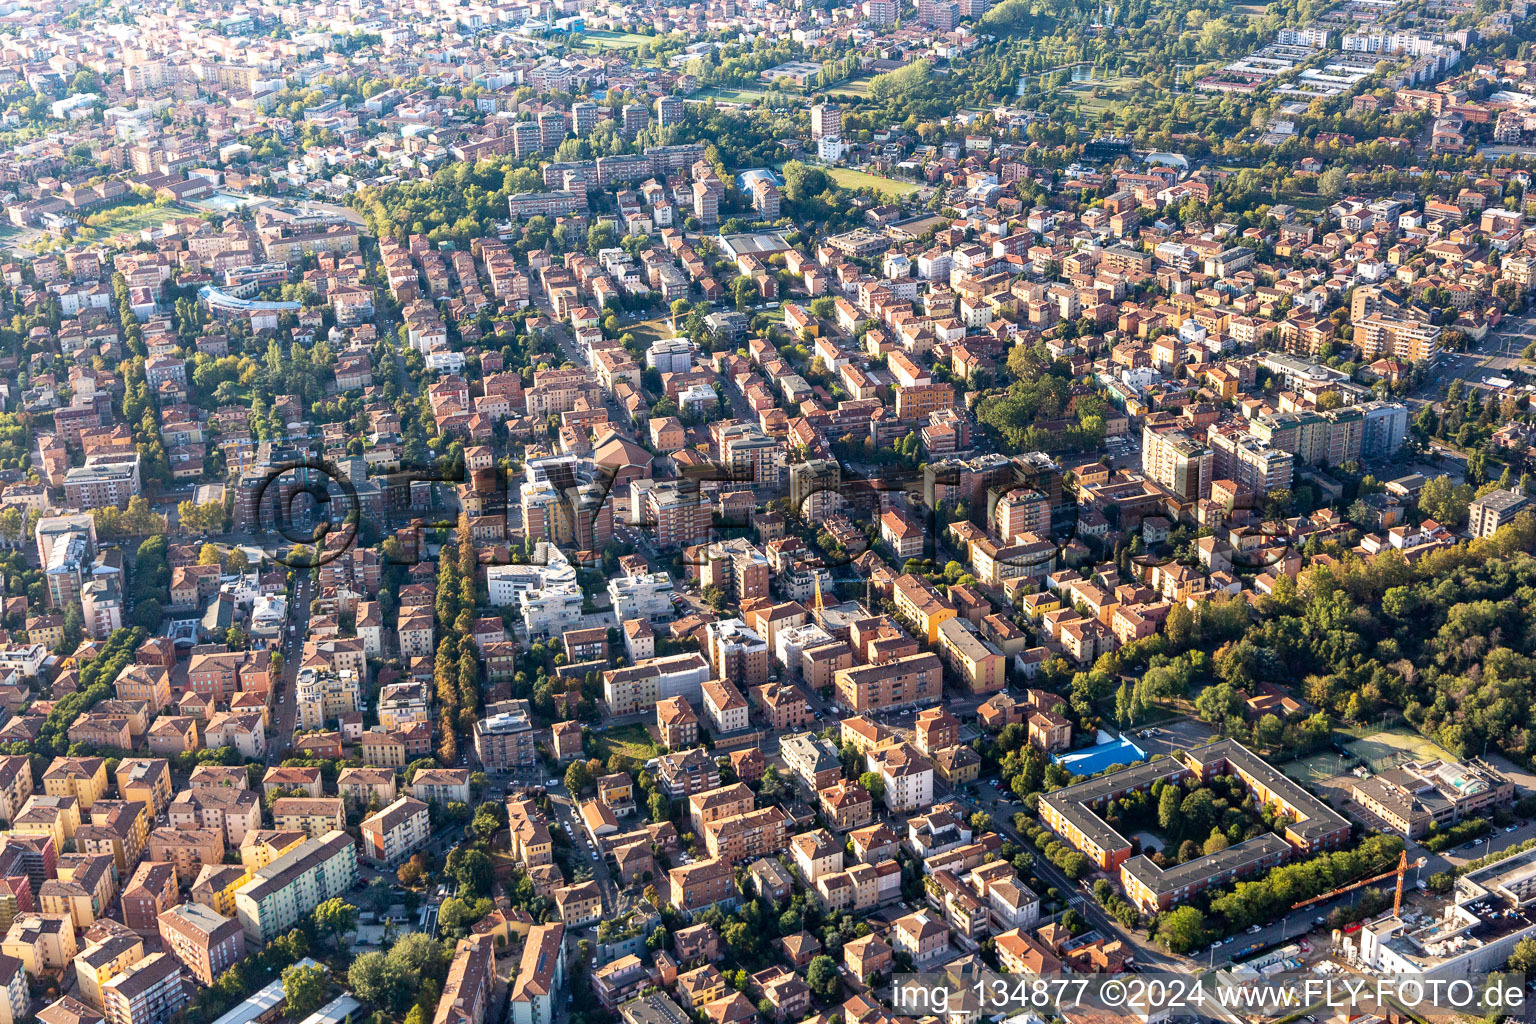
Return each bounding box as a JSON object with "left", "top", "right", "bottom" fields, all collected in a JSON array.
[
  {"left": 834, "top": 652, "right": 943, "bottom": 714},
  {"left": 509, "top": 924, "right": 565, "bottom": 1024},
  {"left": 157, "top": 902, "right": 245, "bottom": 986},
  {"left": 100, "top": 952, "right": 186, "bottom": 1024},
  {"left": 435, "top": 936, "right": 497, "bottom": 1024},
  {"left": 233, "top": 830, "right": 358, "bottom": 944},
  {"left": 473, "top": 700, "right": 535, "bottom": 769},
  {"left": 360, "top": 797, "right": 431, "bottom": 867}
]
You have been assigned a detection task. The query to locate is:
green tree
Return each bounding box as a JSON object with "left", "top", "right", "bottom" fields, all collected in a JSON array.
[
  {"left": 1418, "top": 474, "right": 1474, "bottom": 528},
  {"left": 312, "top": 898, "right": 357, "bottom": 950},
  {"left": 1157, "top": 906, "right": 1206, "bottom": 954},
  {"left": 806, "top": 955, "right": 841, "bottom": 999},
  {"left": 472, "top": 802, "right": 506, "bottom": 841},
  {"left": 1179, "top": 790, "right": 1216, "bottom": 839},
  {"left": 60, "top": 603, "right": 84, "bottom": 652},
  {"left": 858, "top": 771, "right": 886, "bottom": 803},
  {"left": 387, "top": 933, "right": 450, "bottom": 985},
  {"left": 564, "top": 760, "right": 593, "bottom": 794},
  {"left": 446, "top": 847, "right": 494, "bottom": 898},
  {"left": 722, "top": 919, "right": 758, "bottom": 959},
  {"left": 437, "top": 896, "right": 492, "bottom": 937},
  {"left": 1509, "top": 937, "right": 1536, "bottom": 977},
  {"left": 132, "top": 598, "right": 163, "bottom": 631},
  {"left": 759, "top": 764, "right": 788, "bottom": 801},
  {"left": 348, "top": 952, "right": 403, "bottom": 1009},
  {"left": 781, "top": 161, "right": 830, "bottom": 203},
  {"left": 1157, "top": 784, "right": 1181, "bottom": 835},
  {"left": 282, "top": 964, "right": 329, "bottom": 1017}
]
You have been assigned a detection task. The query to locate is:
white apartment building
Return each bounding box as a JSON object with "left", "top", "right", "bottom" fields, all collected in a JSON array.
[
  {"left": 359, "top": 797, "right": 430, "bottom": 867},
  {"left": 608, "top": 573, "right": 675, "bottom": 622},
  {"left": 867, "top": 743, "right": 934, "bottom": 814}
]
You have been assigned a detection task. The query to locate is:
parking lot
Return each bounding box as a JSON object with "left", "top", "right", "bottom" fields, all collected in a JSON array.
[
  {"left": 1129, "top": 717, "right": 1221, "bottom": 757},
  {"left": 1103, "top": 433, "right": 1141, "bottom": 468}
]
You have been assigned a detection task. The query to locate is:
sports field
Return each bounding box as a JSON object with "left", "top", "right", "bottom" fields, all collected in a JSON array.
[
  {"left": 824, "top": 76, "right": 875, "bottom": 99},
  {"left": 1282, "top": 750, "right": 1354, "bottom": 784},
  {"left": 825, "top": 167, "right": 922, "bottom": 198},
  {"left": 691, "top": 86, "right": 775, "bottom": 104},
  {"left": 1344, "top": 725, "right": 1457, "bottom": 771},
  {"left": 572, "top": 29, "right": 652, "bottom": 51},
  {"left": 1281, "top": 725, "right": 1459, "bottom": 784}
]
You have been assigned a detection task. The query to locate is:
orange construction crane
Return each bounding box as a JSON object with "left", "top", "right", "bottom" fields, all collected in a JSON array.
[{"left": 1290, "top": 851, "right": 1424, "bottom": 915}]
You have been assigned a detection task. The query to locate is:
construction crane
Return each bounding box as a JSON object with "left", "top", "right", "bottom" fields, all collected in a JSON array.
[{"left": 1290, "top": 851, "right": 1426, "bottom": 916}]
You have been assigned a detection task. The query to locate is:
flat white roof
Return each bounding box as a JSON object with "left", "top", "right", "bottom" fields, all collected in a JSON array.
[{"left": 297, "top": 995, "right": 363, "bottom": 1024}]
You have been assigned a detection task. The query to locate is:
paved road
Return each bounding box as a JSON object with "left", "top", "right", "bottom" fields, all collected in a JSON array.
[
  {"left": 1410, "top": 315, "right": 1532, "bottom": 410},
  {"left": 547, "top": 779, "right": 623, "bottom": 917},
  {"left": 269, "top": 569, "right": 313, "bottom": 761}
]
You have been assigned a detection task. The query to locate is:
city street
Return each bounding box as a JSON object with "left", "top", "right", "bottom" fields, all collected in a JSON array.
[
  {"left": 269, "top": 569, "right": 313, "bottom": 761},
  {"left": 1409, "top": 314, "right": 1533, "bottom": 410},
  {"left": 545, "top": 779, "right": 624, "bottom": 917}
]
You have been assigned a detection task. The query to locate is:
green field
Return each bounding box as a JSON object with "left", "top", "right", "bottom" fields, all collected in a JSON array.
[
  {"left": 80, "top": 201, "right": 193, "bottom": 237},
  {"left": 691, "top": 85, "right": 776, "bottom": 105},
  {"left": 592, "top": 722, "right": 658, "bottom": 763},
  {"left": 824, "top": 75, "right": 875, "bottom": 99},
  {"left": 825, "top": 167, "right": 922, "bottom": 198},
  {"left": 571, "top": 29, "right": 653, "bottom": 51},
  {"left": 627, "top": 316, "right": 678, "bottom": 346}
]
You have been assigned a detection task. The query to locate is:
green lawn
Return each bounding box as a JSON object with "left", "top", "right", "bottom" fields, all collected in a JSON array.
[
  {"left": 571, "top": 29, "right": 653, "bottom": 51},
  {"left": 80, "top": 202, "right": 193, "bottom": 238},
  {"left": 691, "top": 85, "right": 776, "bottom": 105},
  {"left": 593, "top": 722, "right": 658, "bottom": 763},
  {"left": 824, "top": 75, "right": 875, "bottom": 99},
  {"left": 627, "top": 316, "right": 677, "bottom": 346},
  {"left": 825, "top": 167, "right": 923, "bottom": 198}
]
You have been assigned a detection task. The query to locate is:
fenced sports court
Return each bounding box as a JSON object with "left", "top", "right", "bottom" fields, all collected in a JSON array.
[
  {"left": 1280, "top": 723, "right": 1459, "bottom": 784},
  {"left": 1281, "top": 749, "right": 1354, "bottom": 783},
  {"left": 1342, "top": 723, "right": 1457, "bottom": 772}
]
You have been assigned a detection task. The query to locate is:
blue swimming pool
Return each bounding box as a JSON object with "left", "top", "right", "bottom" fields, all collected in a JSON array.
[{"left": 1053, "top": 737, "right": 1147, "bottom": 776}]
